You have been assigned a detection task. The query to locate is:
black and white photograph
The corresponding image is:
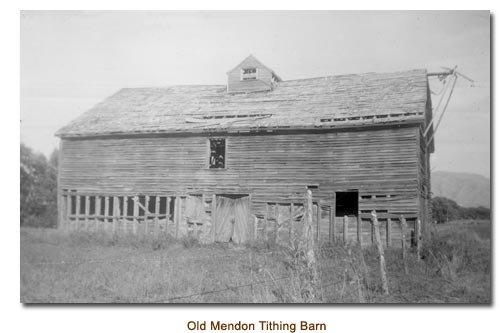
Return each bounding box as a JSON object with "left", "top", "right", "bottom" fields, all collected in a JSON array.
[{"left": 19, "top": 10, "right": 491, "bottom": 304}]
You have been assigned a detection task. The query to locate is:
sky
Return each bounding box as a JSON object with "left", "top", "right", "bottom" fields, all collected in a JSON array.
[{"left": 20, "top": 10, "right": 490, "bottom": 177}]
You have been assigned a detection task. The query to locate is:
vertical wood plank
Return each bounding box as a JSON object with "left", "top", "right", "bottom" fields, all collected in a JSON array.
[
  {"left": 175, "top": 196, "right": 180, "bottom": 238},
  {"left": 154, "top": 196, "right": 160, "bottom": 238},
  {"left": 166, "top": 196, "right": 171, "bottom": 235},
  {"left": 123, "top": 196, "right": 128, "bottom": 233},
  {"left": 104, "top": 196, "right": 110, "bottom": 233},
  {"left": 84, "top": 195, "right": 90, "bottom": 230},
  {"left": 416, "top": 219, "right": 422, "bottom": 261},
  {"left": 75, "top": 195, "right": 81, "bottom": 230},
  {"left": 145, "top": 195, "right": 150, "bottom": 236},
  {"left": 248, "top": 195, "right": 253, "bottom": 241},
  {"left": 264, "top": 203, "right": 269, "bottom": 244},
  {"left": 274, "top": 203, "right": 279, "bottom": 244},
  {"left": 328, "top": 204, "right": 333, "bottom": 243},
  {"left": 112, "top": 196, "right": 118, "bottom": 235},
  {"left": 332, "top": 196, "right": 336, "bottom": 243},
  {"left": 133, "top": 196, "right": 138, "bottom": 235},
  {"left": 357, "top": 215, "right": 362, "bottom": 245},
  {"left": 400, "top": 215, "right": 408, "bottom": 274},
  {"left": 211, "top": 194, "right": 216, "bottom": 242},
  {"left": 65, "top": 194, "right": 71, "bottom": 230},
  {"left": 95, "top": 196, "right": 101, "bottom": 231},
  {"left": 60, "top": 194, "right": 66, "bottom": 230},
  {"left": 290, "top": 203, "right": 294, "bottom": 245}
]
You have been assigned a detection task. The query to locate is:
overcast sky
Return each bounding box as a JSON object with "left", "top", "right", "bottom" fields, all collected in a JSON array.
[{"left": 20, "top": 10, "right": 490, "bottom": 177}]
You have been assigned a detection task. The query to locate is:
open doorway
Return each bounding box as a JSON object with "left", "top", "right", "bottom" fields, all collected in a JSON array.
[{"left": 335, "top": 191, "right": 359, "bottom": 217}]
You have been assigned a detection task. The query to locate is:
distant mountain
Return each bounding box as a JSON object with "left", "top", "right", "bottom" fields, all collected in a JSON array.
[{"left": 431, "top": 171, "right": 490, "bottom": 208}]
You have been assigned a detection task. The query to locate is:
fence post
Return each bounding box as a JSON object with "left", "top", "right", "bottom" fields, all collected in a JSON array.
[
  {"left": 343, "top": 215, "right": 348, "bottom": 245},
  {"left": 302, "top": 189, "right": 319, "bottom": 301},
  {"left": 399, "top": 215, "right": 408, "bottom": 275},
  {"left": 387, "top": 218, "right": 392, "bottom": 247},
  {"left": 371, "top": 211, "right": 389, "bottom": 295}
]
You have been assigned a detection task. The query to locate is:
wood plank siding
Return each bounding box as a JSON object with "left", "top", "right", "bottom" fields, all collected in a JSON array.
[{"left": 59, "top": 125, "right": 422, "bottom": 243}]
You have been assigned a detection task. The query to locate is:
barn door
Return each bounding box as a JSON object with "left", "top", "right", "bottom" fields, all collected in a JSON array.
[{"left": 215, "top": 194, "right": 250, "bottom": 243}]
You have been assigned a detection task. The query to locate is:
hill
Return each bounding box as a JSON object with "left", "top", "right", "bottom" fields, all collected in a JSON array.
[{"left": 432, "top": 171, "right": 490, "bottom": 208}]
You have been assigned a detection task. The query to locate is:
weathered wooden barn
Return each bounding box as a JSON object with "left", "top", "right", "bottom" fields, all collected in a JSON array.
[{"left": 56, "top": 55, "right": 434, "bottom": 247}]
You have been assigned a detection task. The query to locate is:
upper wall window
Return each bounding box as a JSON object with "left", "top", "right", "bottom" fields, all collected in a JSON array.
[
  {"left": 241, "top": 68, "right": 257, "bottom": 81},
  {"left": 209, "top": 138, "right": 225, "bottom": 169}
]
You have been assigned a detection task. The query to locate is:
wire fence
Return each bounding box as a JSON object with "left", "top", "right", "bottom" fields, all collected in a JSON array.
[{"left": 21, "top": 244, "right": 367, "bottom": 303}]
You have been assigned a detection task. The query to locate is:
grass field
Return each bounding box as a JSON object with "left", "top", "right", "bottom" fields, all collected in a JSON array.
[{"left": 20, "top": 220, "right": 491, "bottom": 303}]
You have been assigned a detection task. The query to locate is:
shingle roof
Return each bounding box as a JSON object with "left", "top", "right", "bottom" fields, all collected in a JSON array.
[{"left": 56, "top": 69, "right": 429, "bottom": 138}]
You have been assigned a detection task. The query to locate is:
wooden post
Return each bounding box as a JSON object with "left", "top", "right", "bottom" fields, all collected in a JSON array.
[
  {"left": 84, "top": 195, "right": 90, "bottom": 230},
  {"left": 133, "top": 196, "right": 138, "bottom": 235},
  {"left": 416, "top": 219, "right": 422, "bottom": 261},
  {"left": 211, "top": 194, "right": 216, "bottom": 242},
  {"left": 343, "top": 215, "right": 348, "bottom": 245},
  {"left": 95, "top": 196, "right": 101, "bottom": 231},
  {"left": 75, "top": 195, "right": 81, "bottom": 230},
  {"left": 387, "top": 218, "right": 392, "bottom": 248},
  {"left": 154, "top": 196, "right": 160, "bottom": 238},
  {"left": 371, "top": 211, "right": 389, "bottom": 295},
  {"left": 264, "top": 203, "right": 269, "bottom": 244},
  {"left": 400, "top": 215, "right": 408, "bottom": 275}
]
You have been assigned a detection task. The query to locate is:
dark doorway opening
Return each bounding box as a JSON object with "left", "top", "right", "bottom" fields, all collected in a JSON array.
[{"left": 335, "top": 191, "right": 359, "bottom": 217}]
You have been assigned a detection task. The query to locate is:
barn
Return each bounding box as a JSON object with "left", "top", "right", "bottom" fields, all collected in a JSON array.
[{"left": 55, "top": 55, "right": 434, "bottom": 247}]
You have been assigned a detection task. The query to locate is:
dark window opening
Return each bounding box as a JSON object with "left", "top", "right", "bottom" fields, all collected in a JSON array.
[
  {"left": 209, "top": 138, "right": 225, "bottom": 169},
  {"left": 241, "top": 67, "right": 257, "bottom": 80},
  {"left": 89, "top": 197, "right": 96, "bottom": 215},
  {"left": 335, "top": 191, "right": 359, "bottom": 217}
]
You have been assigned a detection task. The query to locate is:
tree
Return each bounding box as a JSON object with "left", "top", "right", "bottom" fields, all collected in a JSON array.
[
  {"left": 431, "top": 196, "right": 461, "bottom": 223},
  {"left": 20, "top": 143, "right": 58, "bottom": 227},
  {"left": 431, "top": 196, "right": 491, "bottom": 223}
]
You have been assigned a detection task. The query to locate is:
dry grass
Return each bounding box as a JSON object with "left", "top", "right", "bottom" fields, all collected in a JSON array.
[{"left": 20, "top": 220, "right": 491, "bottom": 303}]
